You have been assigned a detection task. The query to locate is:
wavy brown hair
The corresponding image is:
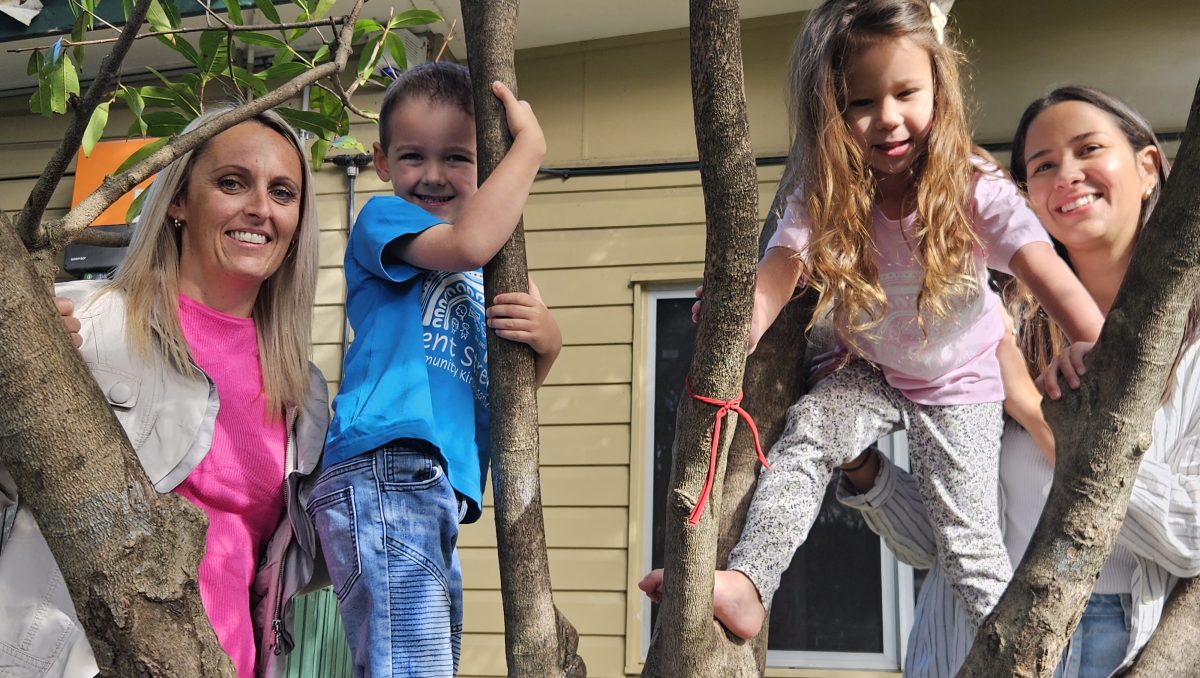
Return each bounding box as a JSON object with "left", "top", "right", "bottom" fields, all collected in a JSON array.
[
  {"left": 782, "top": 0, "right": 979, "bottom": 349},
  {"left": 1006, "top": 86, "right": 1193, "bottom": 398}
]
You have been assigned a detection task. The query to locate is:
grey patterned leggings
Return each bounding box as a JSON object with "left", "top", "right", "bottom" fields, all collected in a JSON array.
[{"left": 727, "top": 360, "right": 1010, "bottom": 628}]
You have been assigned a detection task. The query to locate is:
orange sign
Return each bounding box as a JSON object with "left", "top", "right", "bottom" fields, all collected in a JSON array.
[{"left": 72, "top": 138, "right": 159, "bottom": 227}]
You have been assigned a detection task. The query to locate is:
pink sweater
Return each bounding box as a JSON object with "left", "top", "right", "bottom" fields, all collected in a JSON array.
[{"left": 176, "top": 294, "right": 287, "bottom": 678}]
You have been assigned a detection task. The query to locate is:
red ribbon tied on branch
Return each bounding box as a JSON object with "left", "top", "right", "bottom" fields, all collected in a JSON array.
[{"left": 684, "top": 379, "right": 770, "bottom": 526}]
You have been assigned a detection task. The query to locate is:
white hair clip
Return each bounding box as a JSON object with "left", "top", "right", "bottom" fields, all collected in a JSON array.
[{"left": 929, "top": 1, "right": 948, "bottom": 45}]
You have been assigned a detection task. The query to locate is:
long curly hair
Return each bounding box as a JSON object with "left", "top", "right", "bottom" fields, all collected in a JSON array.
[
  {"left": 781, "top": 0, "right": 979, "bottom": 349},
  {"left": 1006, "top": 86, "right": 1185, "bottom": 389}
]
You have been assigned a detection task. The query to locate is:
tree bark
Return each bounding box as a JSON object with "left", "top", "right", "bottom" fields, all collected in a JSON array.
[
  {"left": 1121, "top": 577, "right": 1200, "bottom": 677},
  {"left": 0, "top": 212, "right": 232, "bottom": 677},
  {"left": 460, "top": 2, "right": 585, "bottom": 676},
  {"left": 642, "top": 1, "right": 762, "bottom": 675},
  {"left": 958, "top": 76, "right": 1200, "bottom": 678}
]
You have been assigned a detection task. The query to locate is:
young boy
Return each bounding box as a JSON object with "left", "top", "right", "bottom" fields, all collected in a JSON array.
[{"left": 309, "top": 62, "right": 557, "bottom": 676}]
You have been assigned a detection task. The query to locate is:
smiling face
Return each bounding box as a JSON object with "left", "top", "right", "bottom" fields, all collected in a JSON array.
[
  {"left": 843, "top": 36, "right": 935, "bottom": 182},
  {"left": 169, "top": 121, "right": 302, "bottom": 306},
  {"left": 374, "top": 96, "right": 478, "bottom": 223},
  {"left": 1022, "top": 100, "right": 1159, "bottom": 257}
]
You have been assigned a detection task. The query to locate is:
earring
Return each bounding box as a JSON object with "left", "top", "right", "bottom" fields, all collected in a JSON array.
[
  {"left": 172, "top": 218, "right": 183, "bottom": 229},
  {"left": 1144, "top": 187, "right": 1154, "bottom": 201}
]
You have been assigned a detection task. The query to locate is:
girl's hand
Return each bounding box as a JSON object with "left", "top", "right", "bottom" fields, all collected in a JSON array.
[
  {"left": 1038, "top": 340, "right": 1094, "bottom": 400},
  {"left": 54, "top": 296, "right": 82, "bottom": 348},
  {"left": 638, "top": 569, "right": 665, "bottom": 604},
  {"left": 807, "top": 348, "right": 851, "bottom": 388},
  {"left": 691, "top": 284, "right": 703, "bottom": 324}
]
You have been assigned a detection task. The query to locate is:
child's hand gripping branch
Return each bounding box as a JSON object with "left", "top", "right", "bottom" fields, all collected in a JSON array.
[
  {"left": 691, "top": 247, "right": 804, "bottom": 355},
  {"left": 487, "top": 276, "right": 561, "bottom": 387}
]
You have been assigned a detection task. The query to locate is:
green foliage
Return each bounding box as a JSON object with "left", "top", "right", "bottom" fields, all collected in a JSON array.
[{"left": 34, "top": 1, "right": 441, "bottom": 168}]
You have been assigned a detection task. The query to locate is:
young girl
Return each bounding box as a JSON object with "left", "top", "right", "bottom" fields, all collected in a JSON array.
[{"left": 642, "top": 0, "right": 1104, "bottom": 639}]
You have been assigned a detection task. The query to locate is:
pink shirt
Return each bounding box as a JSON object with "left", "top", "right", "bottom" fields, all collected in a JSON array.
[
  {"left": 175, "top": 294, "right": 287, "bottom": 678},
  {"left": 769, "top": 171, "right": 1051, "bottom": 405}
]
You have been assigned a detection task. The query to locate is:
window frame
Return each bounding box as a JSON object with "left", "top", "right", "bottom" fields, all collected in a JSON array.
[{"left": 625, "top": 279, "right": 916, "bottom": 676}]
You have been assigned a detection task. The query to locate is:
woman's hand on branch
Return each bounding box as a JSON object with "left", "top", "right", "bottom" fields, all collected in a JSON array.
[{"left": 54, "top": 296, "right": 82, "bottom": 348}]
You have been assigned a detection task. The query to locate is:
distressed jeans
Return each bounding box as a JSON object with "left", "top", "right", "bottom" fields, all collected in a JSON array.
[
  {"left": 309, "top": 443, "right": 463, "bottom": 677},
  {"left": 1054, "top": 593, "right": 1133, "bottom": 678}
]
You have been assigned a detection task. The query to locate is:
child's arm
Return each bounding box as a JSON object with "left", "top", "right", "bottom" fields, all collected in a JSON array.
[
  {"left": 748, "top": 247, "right": 804, "bottom": 354},
  {"left": 1009, "top": 242, "right": 1104, "bottom": 343},
  {"left": 487, "top": 277, "right": 561, "bottom": 387},
  {"left": 996, "top": 309, "right": 1055, "bottom": 463},
  {"left": 394, "top": 82, "right": 546, "bottom": 271}
]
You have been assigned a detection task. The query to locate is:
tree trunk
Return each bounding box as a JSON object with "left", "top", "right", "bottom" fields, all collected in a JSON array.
[
  {"left": 1121, "top": 577, "right": 1200, "bottom": 677},
  {"left": 459, "top": 2, "right": 585, "bottom": 676},
  {"left": 642, "top": 1, "right": 762, "bottom": 675},
  {"left": 958, "top": 76, "right": 1200, "bottom": 678},
  {"left": 0, "top": 212, "right": 231, "bottom": 677}
]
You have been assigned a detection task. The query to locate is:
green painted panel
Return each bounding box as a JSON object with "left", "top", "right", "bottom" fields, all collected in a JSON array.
[{"left": 285, "top": 586, "right": 352, "bottom": 678}]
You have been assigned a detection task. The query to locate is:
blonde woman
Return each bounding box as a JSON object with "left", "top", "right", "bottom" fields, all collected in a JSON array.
[{"left": 0, "top": 107, "right": 327, "bottom": 678}]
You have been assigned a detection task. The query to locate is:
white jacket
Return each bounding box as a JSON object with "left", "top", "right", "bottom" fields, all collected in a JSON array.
[{"left": 0, "top": 281, "right": 329, "bottom": 678}]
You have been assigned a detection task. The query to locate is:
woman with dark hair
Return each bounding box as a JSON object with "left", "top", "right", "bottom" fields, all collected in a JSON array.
[
  {"left": 0, "top": 108, "right": 328, "bottom": 678},
  {"left": 837, "top": 86, "right": 1200, "bottom": 678}
]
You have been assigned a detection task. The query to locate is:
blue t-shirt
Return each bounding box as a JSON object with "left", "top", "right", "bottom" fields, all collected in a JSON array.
[{"left": 324, "top": 195, "right": 490, "bottom": 522}]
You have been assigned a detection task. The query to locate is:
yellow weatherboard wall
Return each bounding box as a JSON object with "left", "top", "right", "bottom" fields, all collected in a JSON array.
[{"left": 0, "top": 1, "right": 1197, "bottom": 676}]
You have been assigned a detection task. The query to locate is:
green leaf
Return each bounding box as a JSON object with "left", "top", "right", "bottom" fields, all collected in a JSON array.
[
  {"left": 384, "top": 31, "right": 407, "bottom": 71},
  {"left": 224, "top": 0, "right": 244, "bottom": 25},
  {"left": 254, "top": 0, "right": 280, "bottom": 23},
  {"left": 287, "top": 26, "right": 310, "bottom": 44},
  {"left": 257, "top": 60, "right": 308, "bottom": 81},
  {"left": 273, "top": 45, "right": 296, "bottom": 66},
  {"left": 389, "top": 10, "right": 442, "bottom": 29},
  {"left": 274, "top": 107, "right": 339, "bottom": 140},
  {"left": 236, "top": 32, "right": 288, "bottom": 49},
  {"left": 142, "top": 110, "right": 191, "bottom": 137},
  {"left": 71, "top": 12, "right": 87, "bottom": 66},
  {"left": 29, "top": 83, "right": 51, "bottom": 117},
  {"left": 353, "top": 18, "right": 383, "bottom": 44},
  {"left": 356, "top": 34, "right": 383, "bottom": 84},
  {"left": 199, "top": 30, "right": 230, "bottom": 76},
  {"left": 330, "top": 135, "right": 366, "bottom": 153},
  {"left": 311, "top": 0, "right": 335, "bottom": 20},
  {"left": 48, "top": 55, "right": 79, "bottom": 115},
  {"left": 125, "top": 186, "right": 149, "bottom": 224},
  {"left": 145, "top": 0, "right": 174, "bottom": 34},
  {"left": 26, "top": 50, "right": 43, "bottom": 76},
  {"left": 135, "top": 85, "right": 177, "bottom": 108},
  {"left": 162, "top": 33, "right": 202, "bottom": 70},
  {"left": 310, "top": 137, "right": 329, "bottom": 167},
  {"left": 115, "top": 136, "right": 169, "bottom": 175},
  {"left": 118, "top": 86, "right": 148, "bottom": 135},
  {"left": 81, "top": 102, "right": 110, "bottom": 157},
  {"left": 145, "top": 66, "right": 175, "bottom": 88},
  {"left": 310, "top": 43, "right": 330, "bottom": 65},
  {"left": 160, "top": 0, "right": 183, "bottom": 28},
  {"left": 231, "top": 66, "right": 267, "bottom": 96},
  {"left": 126, "top": 117, "right": 148, "bottom": 137}
]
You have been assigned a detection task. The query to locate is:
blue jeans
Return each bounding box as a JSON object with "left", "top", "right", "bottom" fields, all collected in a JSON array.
[
  {"left": 1053, "top": 593, "right": 1132, "bottom": 678},
  {"left": 308, "top": 443, "right": 464, "bottom": 677}
]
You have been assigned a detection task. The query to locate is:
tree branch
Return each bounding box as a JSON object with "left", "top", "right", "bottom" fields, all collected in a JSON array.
[
  {"left": 6, "top": 17, "right": 347, "bottom": 54},
  {"left": 50, "top": 0, "right": 367, "bottom": 251},
  {"left": 69, "top": 227, "right": 132, "bottom": 248},
  {"left": 15, "top": 0, "right": 155, "bottom": 250},
  {"left": 958, "top": 74, "right": 1200, "bottom": 678}
]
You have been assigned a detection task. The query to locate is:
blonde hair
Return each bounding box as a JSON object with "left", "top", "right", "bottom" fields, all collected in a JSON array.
[
  {"left": 106, "top": 106, "right": 319, "bottom": 415},
  {"left": 782, "top": 0, "right": 979, "bottom": 349}
]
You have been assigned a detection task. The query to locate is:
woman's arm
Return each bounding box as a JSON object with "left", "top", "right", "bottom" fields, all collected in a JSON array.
[{"left": 996, "top": 309, "right": 1055, "bottom": 462}]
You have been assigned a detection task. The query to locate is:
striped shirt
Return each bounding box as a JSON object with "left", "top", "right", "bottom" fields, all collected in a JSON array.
[{"left": 837, "top": 341, "right": 1200, "bottom": 677}]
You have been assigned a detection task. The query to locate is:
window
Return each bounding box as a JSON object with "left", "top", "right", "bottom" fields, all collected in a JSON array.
[{"left": 634, "top": 283, "right": 916, "bottom": 673}]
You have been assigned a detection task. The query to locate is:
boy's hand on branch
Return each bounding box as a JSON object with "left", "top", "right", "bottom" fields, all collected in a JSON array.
[
  {"left": 1038, "top": 340, "right": 1094, "bottom": 400},
  {"left": 491, "top": 81, "right": 546, "bottom": 158},
  {"left": 54, "top": 296, "right": 82, "bottom": 348},
  {"left": 488, "top": 277, "right": 561, "bottom": 387}
]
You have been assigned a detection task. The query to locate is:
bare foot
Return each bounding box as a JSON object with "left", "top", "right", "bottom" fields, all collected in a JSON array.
[
  {"left": 638, "top": 569, "right": 665, "bottom": 603},
  {"left": 713, "top": 570, "right": 766, "bottom": 639},
  {"left": 638, "top": 568, "right": 766, "bottom": 639}
]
